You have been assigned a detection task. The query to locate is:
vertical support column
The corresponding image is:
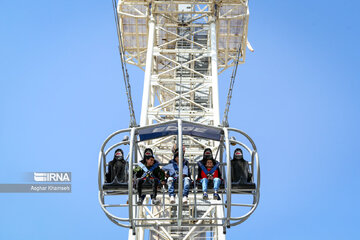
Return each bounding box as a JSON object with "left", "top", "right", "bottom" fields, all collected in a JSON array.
[
  {"left": 128, "top": 128, "right": 136, "bottom": 229},
  {"left": 150, "top": 86, "right": 155, "bottom": 125},
  {"left": 224, "top": 128, "right": 231, "bottom": 228},
  {"left": 216, "top": 136, "right": 226, "bottom": 239},
  {"left": 210, "top": 16, "right": 220, "bottom": 126},
  {"left": 177, "top": 119, "right": 183, "bottom": 227},
  {"left": 215, "top": 204, "right": 226, "bottom": 240},
  {"left": 128, "top": 128, "right": 140, "bottom": 240},
  {"left": 140, "top": 15, "right": 156, "bottom": 126}
]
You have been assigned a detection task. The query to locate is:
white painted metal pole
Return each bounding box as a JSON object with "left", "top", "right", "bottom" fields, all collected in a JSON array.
[
  {"left": 140, "top": 16, "right": 155, "bottom": 126},
  {"left": 128, "top": 128, "right": 136, "bottom": 228},
  {"left": 216, "top": 204, "right": 226, "bottom": 240},
  {"left": 224, "top": 128, "right": 232, "bottom": 228},
  {"left": 210, "top": 17, "right": 220, "bottom": 126},
  {"left": 177, "top": 119, "right": 183, "bottom": 227},
  {"left": 128, "top": 128, "right": 137, "bottom": 240}
]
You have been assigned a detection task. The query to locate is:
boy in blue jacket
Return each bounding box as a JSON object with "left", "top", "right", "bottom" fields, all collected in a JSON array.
[{"left": 162, "top": 148, "right": 190, "bottom": 204}]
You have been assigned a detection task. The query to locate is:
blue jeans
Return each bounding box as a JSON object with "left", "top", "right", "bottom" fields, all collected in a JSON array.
[
  {"left": 167, "top": 176, "right": 190, "bottom": 197},
  {"left": 200, "top": 178, "right": 221, "bottom": 192}
]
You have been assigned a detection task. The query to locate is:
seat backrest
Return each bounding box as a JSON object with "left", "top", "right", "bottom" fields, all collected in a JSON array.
[
  {"left": 107, "top": 160, "right": 128, "bottom": 183},
  {"left": 231, "top": 159, "right": 250, "bottom": 184}
]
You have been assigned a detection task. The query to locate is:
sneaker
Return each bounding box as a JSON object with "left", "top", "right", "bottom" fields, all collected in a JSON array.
[
  {"left": 213, "top": 193, "right": 221, "bottom": 200},
  {"left": 170, "top": 195, "right": 175, "bottom": 204},
  {"left": 183, "top": 196, "right": 188, "bottom": 204},
  {"left": 203, "top": 193, "right": 208, "bottom": 200},
  {"left": 152, "top": 198, "right": 160, "bottom": 205},
  {"left": 137, "top": 196, "right": 144, "bottom": 205}
]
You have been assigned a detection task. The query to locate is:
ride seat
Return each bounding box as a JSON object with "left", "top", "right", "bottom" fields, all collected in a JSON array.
[
  {"left": 231, "top": 181, "right": 256, "bottom": 190},
  {"left": 103, "top": 176, "right": 129, "bottom": 194}
]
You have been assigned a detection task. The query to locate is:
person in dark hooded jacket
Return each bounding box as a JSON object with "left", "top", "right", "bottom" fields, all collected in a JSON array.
[
  {"left": 106, "top": 148, "right": 127, "bottom": 183},
  {"left": 231, "top": 148, "right": 252, "bottom": 184},
  {"left": 133, "top": 148, "right": 165, "bottom": 205}
]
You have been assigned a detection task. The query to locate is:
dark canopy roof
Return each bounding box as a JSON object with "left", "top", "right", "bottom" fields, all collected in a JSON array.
[{"left": 138, "top": 121, "right": 223, "bottom": 142}]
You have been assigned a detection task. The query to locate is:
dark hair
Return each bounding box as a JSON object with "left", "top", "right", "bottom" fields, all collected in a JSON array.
[
  {"left": 173, "top": 148, "right": 179, "bottom": 157},
  {"left": 113, "top": 148, "right": 124, "bottom": 160},
  {"left": 143, "top": 148, "right": 154, "bottom": 160},
  {"left": 115, "top": 148, "right": 123, "bottom": 154},
  {"left": 233, "top": 148, "right": 243, "bottom": 159},
  {"left": 234, "top": 148, "right": 243, "bottom": 153},
  {"left": 203, "top": 148, "right": 213, "bottom": 160}
]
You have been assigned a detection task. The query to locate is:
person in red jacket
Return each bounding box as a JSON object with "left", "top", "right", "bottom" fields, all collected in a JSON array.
[{"left": 197, "top": 157, "right": 222, "bottom": 200}]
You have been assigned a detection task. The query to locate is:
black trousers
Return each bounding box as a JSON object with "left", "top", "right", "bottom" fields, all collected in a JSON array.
[{"left": 136, "top": 178, "right": 159, "bottom": 199}]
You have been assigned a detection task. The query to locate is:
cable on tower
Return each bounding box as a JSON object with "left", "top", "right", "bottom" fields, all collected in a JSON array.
[
  {"left": 112, "top": 0, "right": 137, "bottom": 127},
  {"left": 222, "top": 44, "right": 242, "bottom": 127}
]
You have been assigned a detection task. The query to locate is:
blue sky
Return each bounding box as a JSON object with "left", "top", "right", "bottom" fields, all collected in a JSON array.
[{"left": 1, "top": 0, "right": 359, "bottom": 239}]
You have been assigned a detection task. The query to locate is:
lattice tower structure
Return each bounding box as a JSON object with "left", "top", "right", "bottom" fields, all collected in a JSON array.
[{"left": 117, "top": 1, "right": 250, "bottom": 239}]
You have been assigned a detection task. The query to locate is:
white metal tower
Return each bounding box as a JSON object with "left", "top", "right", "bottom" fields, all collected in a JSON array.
[
  {"left": 118, "top": 0, "right": 249, "bottom": 170},
  {"left": 98, "top": 1, "right": 259, "bottom": 240},
  {"left": 119, "top": 0, "right": 249, "bottom": 239}
]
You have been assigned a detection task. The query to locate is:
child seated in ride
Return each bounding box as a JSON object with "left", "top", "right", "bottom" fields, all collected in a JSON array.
[
  {"left": 162, "top": 148, "right": 191, "bottom": 204},
  {"left": 197, "top": 148, "right": 222, "bottom": 200},
  {"left": 133, "top": 148, "right": 165, "bottom": 205}
]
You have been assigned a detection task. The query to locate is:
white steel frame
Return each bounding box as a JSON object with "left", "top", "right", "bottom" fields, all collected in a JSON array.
[
  {"left": 98, "top": 121, "right": 260, "bottom": 240},
  {"left": 102, "top": 1, "right": 253, "bottom": 239},
  {"left": 118, "top": 0, "right": 250, "bottom": 164}
]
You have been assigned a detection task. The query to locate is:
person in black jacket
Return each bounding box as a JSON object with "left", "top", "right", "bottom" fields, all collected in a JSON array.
[
  {"left": 231, "top": 148, "right": 252, "bottom": 184},
  {"left": 133, "top": 148, "right": 165, "bottom": 205},
  {"left": 106, "top": 148, "right": 127, "bottom": 183}
]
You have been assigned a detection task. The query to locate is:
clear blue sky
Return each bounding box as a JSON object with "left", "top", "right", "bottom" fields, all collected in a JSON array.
[{"left": 1, "top": 1, "right": 359, "bottom": 239}]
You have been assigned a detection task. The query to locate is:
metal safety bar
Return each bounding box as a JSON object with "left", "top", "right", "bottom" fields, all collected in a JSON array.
[{"left": 98, "top": 120, "right": 260, "bottom": 231}]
